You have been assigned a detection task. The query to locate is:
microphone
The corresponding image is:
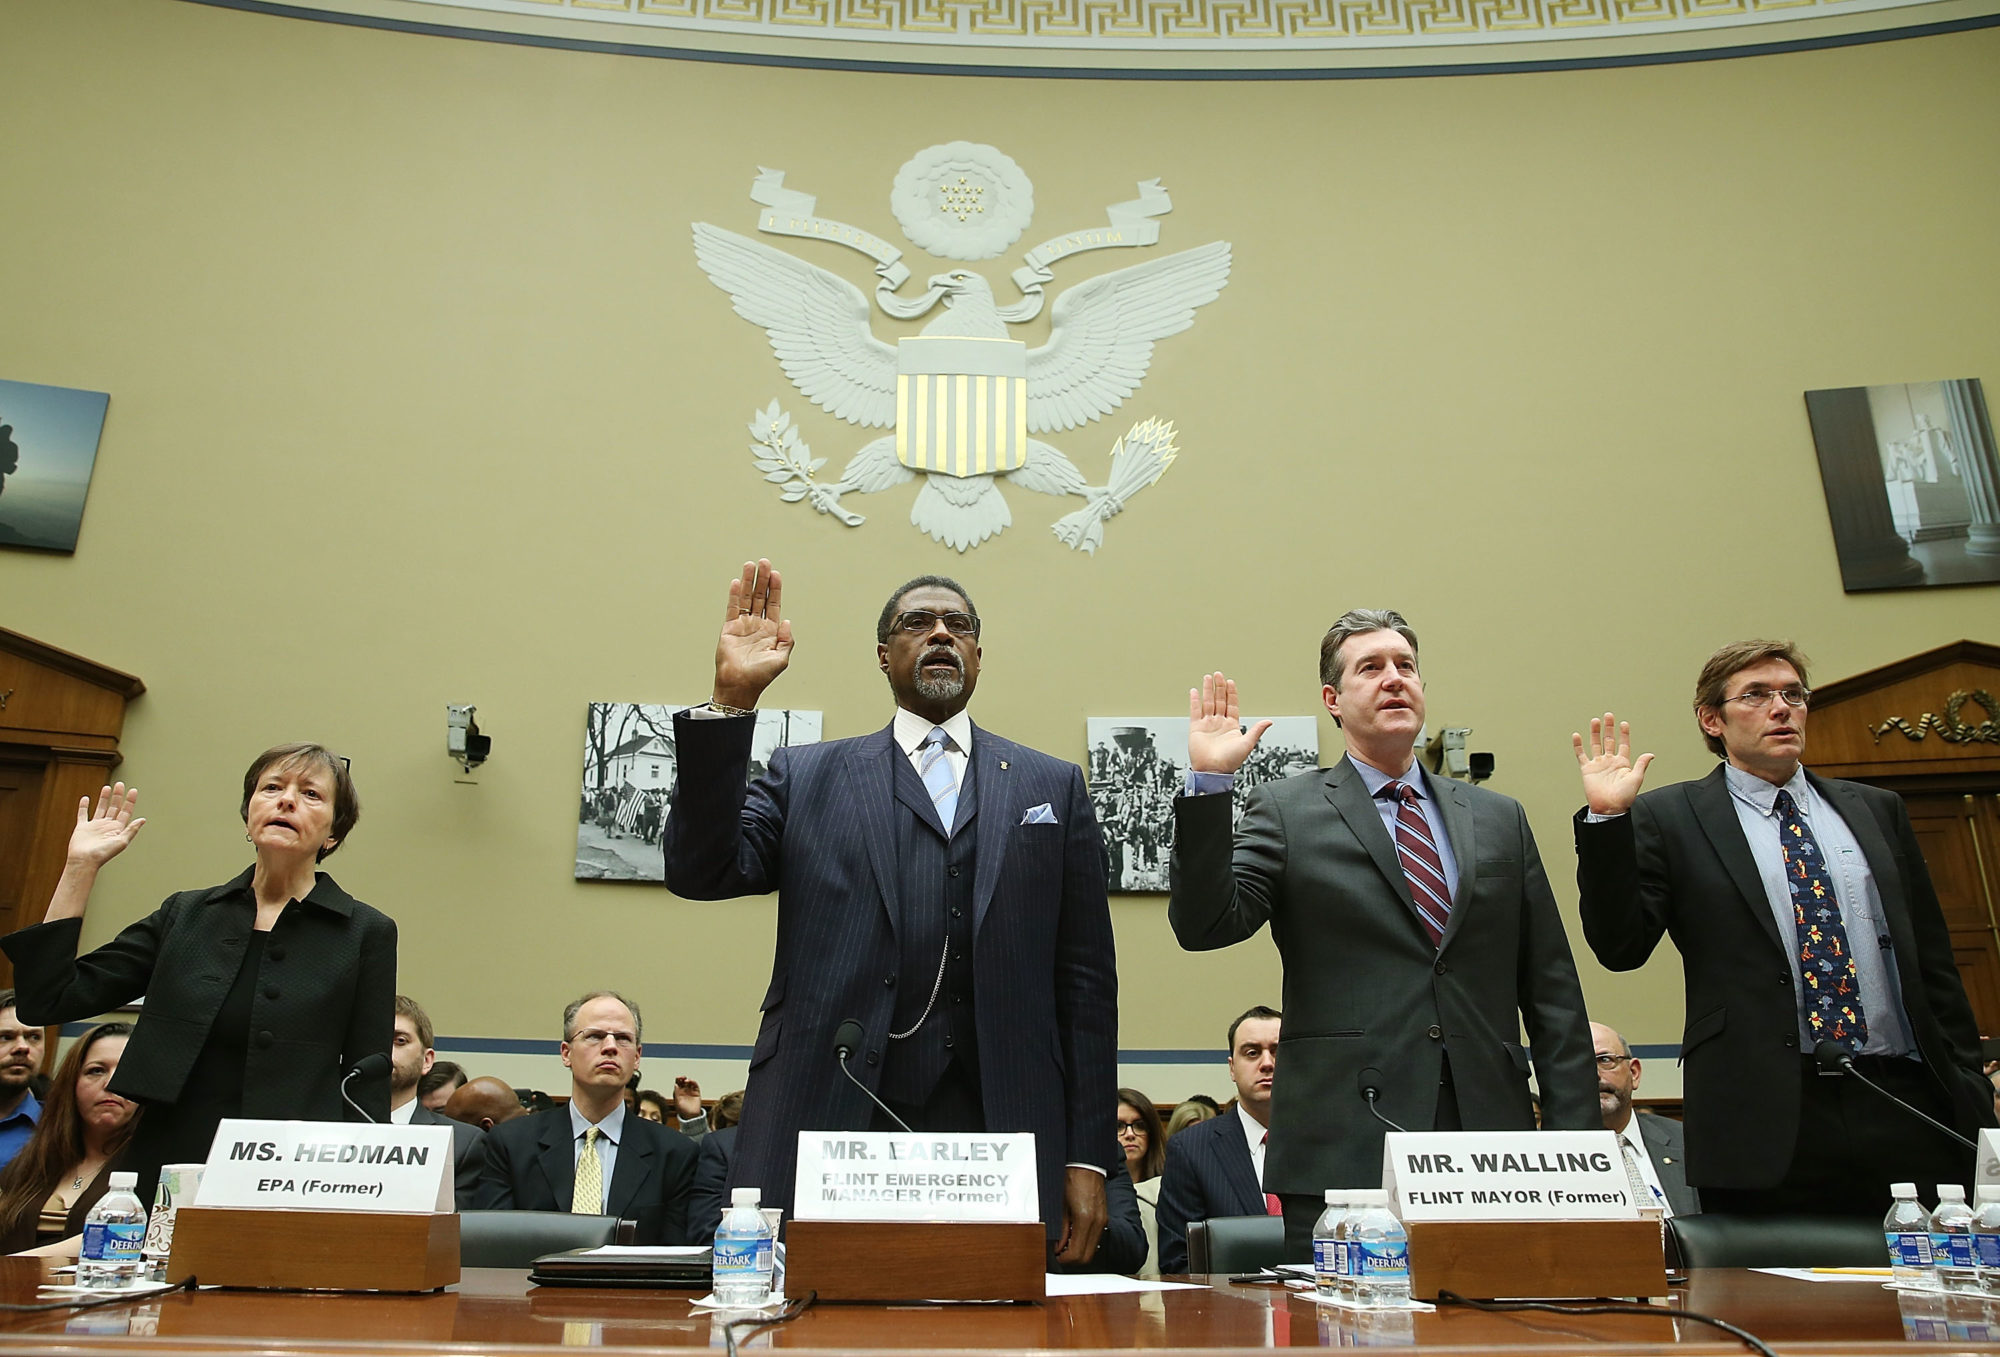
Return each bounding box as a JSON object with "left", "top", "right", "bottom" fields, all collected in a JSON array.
[
  {"left": 1813, "top": 1040, "right": 1977, "bottom": 1152},
  {"left": 831, "top": 1020, "right": 913, "bottom": 1134},
  {"left": 1357, "top": 1066, "right": 1407, "bottom": 1134},
  {"left": 342, "top": 1051, "right": 391, "bottom": 1123}
]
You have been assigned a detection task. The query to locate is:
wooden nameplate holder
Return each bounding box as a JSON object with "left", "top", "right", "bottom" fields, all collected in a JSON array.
[
  {"left": 784, "top": 1221, "right": 1045, "bottom": 1301},
  {"left": 1406, "top": 1218, "right": 1666, "bottom": 1300},
  {"left": 166, "top": 1207, "right": 460, "bottom": 1292}
]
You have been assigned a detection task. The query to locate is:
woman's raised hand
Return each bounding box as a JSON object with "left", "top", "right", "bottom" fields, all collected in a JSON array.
[{"left": 67, "top": 784, "right": 145, "bottom": 869}]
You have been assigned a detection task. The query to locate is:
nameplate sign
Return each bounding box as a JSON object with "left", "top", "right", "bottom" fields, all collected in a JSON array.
[
  {"left": 1382, "top": 1131, "right": 1642, "bottom": 1222},
  {"left": 793, "top": 1131, "right": 1038, "bottom": 1223},
  {"left": 1976, "top": 1129, "right": 2000, "bottom": 1197},
  {"left": 195, "top": 1119, "right": 453, "bottom": 1213}
]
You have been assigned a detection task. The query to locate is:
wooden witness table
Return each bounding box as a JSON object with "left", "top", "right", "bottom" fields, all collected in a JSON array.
[{"left": 0, "top": 1260, "right": 1997, "bottom": 1355}]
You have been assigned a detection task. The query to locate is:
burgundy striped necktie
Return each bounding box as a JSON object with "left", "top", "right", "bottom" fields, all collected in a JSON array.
[
  {"left": 1261, "top": 1132, "right": 1280, "bottom": 1216},
  {"left": 1382, "top": 781, "right": 1450, "bottom": 947}
]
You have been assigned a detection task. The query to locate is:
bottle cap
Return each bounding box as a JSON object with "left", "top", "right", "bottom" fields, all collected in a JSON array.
[
  {"left": 1940, "top": 1184, "right": 1967, "bottom": 1200},
  {"left": 1325, "top": 1189, "right": 1342, "bottom": 1204},
  {"left": 107, "top": 1172, "right": 137, "bottom": 1190},
  {"left": 1891, "top": 1182, "right": 1918, "bottom": 1197},
  {"left": 731, "top": 1187, "right": 760, "bottom": 1207}
]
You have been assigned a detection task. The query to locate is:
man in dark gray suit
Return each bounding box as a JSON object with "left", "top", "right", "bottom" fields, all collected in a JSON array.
[
  {"left": 1591, "top": 1021, "right": 1697, "bottom": 1217},
  {"left": 664, "top": 561, "right": 1118, "bottom": 1264},
  {"left": 390, "top": 996, "right": 485, "bottom": 1208},
  {"left": 1171, "top": 609, "right": 1598, "bottom": 1257}
]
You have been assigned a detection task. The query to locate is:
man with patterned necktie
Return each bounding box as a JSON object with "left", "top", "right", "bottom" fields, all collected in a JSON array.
[
  {"left": 474, "top": 991, "right": 698, "bottom": 1242},
  {"left": 1574, "top": 640, "right": 1994, "bottom": 1218},
  {"left": 664, "top": 562, "right": 1118, "bottom": 1264},
  {"left": 1170, "top": 609, "right": 1598, "bottom": 1261}
]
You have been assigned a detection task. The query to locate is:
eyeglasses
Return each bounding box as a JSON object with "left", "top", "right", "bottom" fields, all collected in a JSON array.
[
  {"left": 1593, "top": 1054, "right": 1634, "bottom": 1070},
  {"left": 892, "top": 610, "right": 979, "bottom": 638},
  {"left": 571, "top": 1029, "right": 639, "bottom": 1049},
  {"left": 1723, "top": 686, "right": 1811, "bottom": 709},
  {"left": 1115, "top": 1122, "right": 1147, "bottom": 1138}
]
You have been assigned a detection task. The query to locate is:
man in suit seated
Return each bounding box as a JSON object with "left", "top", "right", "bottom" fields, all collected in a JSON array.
[
  {"left": 1592, "top": 1021, "right": 1698, "bottom": 1217},
  {"left": 446, "top": 1076, "right": 528, "bottom": 1132},
  {"left": 1155, "top": 1006, "right": 1281, "bottom": 1274},
  {"left": 474, "top": 990, "right": 697, "bottom": 1243},
  {"left": 390, "top": 996, "right": 486, "bottom": 1208}
]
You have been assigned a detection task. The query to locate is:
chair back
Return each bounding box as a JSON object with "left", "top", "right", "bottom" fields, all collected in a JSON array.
[
  {"left": 459, "top": 1210, "right": 633, "bottom": 1268},
  {"left": 1188, "top": 1214, "right": 1289, "bottom": 1274},
  {"left": 1667, "top": 1213, "right": 1885, "bottom": 1269}
]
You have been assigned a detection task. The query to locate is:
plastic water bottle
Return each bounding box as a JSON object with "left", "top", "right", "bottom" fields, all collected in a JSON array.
[
  {"left": 712, "top": 1186, "right": 774, "bottom": 1305},
  {"left": 1350, "top": 1189, "right": 1410, "bottom": 1307},
  {"left": 1885, "top": 1181, "right": 1936, "bottom": 1288},
  {"left": 79, "top": 1172, "right": 148, "bottom": 1289},
  {"left": 1932, "top": 1185, "right": 1978, "bottom": 1294},
  {"left": 1970, "top": 1186, "right": 2000, "bottom": 1296},
  {"left": 1334, "top": 1195, "right": 1366, "bottom": 1301},
  {"left": 1311, "top": 1191, "right": 1348, "bottom": 1300}
]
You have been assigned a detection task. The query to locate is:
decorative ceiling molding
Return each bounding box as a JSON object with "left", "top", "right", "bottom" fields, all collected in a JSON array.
[{"left": 185, "top": 0, "right": 2000, "bottom": 69}]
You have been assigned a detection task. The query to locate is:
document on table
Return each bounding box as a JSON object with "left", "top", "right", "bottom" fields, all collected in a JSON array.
[
  {"left": 1751, "top": 1267, "right": 1893, "bottom": 1283},
  {"left": 1043, "top": 1275, "right": 1209, "bottom": 1296}
]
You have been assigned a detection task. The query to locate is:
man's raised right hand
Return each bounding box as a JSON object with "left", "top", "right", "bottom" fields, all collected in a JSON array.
[
  {"left": 1188, "top": 672, "right": 1272, "bottom": 775},
  {"left": 711, "top": 559, "right": 793, "bottom": 710}
]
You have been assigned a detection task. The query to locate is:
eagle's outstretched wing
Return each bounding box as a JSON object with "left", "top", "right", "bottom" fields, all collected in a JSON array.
[
  {"left": 1026, "top": 242, "right": 1231, "bottom": 434},
  {"left": 693, "top": 223, "right": 899, "bottom": 428}
]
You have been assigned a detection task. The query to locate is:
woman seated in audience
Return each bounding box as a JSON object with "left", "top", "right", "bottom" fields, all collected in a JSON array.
[
  {"left": 1165, "top": 1097, "right": 1217, "bottom": 1140},
  {"left": 2, "top": 747, "right": 396, "bottom": 1206},
  {"left": 635, "top": 1089, "right": 673, "bottom": 1124},
  {"left": 709, "top": 1089, "right": 744, "bottom": 1131},
  {"left": 0, "top": 1022, "right": 138, "bottom": 1255},
  {"left": 1117, "top": 1088, "right": 1168, "bottom": 1277}
]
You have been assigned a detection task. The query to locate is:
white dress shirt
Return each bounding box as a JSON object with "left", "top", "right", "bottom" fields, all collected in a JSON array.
[
  {"left": 1237, "top": 1104, "right": 1269, "bottom": 1188},
  {"left": 388, "top": 1097, "right": 417, "bottom": 1125}
]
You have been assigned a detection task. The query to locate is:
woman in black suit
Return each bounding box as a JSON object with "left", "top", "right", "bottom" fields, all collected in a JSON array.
[{"left": 3, "top": 744, "right": 397, "bottom": 1204}]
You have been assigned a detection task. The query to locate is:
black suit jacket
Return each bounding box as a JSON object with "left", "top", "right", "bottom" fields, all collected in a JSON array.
[
  {"left": 2, "top": 869, "right": 395, "bottom": 1120},
  {"left": 1171, "top": 759, "right": 1598, "bottom": 1194},
  {"left": 1633, "top": 1110, "right": 1700, "bottom": 1217},
  {"left": 1153, "top": 1110, "right": 1264, "bottom": 1275},
  {"left": 409, "top": 1102, "right": 488, "bottom": 1209},
  {"left": 663, "top": 712, "right": 1119, "bottom": 1234},
  {"left": 473, "top": 1105, "right": 696, "bottom": 1244},
  {"left": 687, "top": 1124, "right": 736, "bottom": 1246},
  {"left": 1575, "top": 766, "right": 1993, "bottom": 1190}
]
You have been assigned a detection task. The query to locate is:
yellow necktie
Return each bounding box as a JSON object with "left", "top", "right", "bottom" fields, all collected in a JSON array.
[{"left": 572, "top": 1125, "right": 602, "bottom": 1214}]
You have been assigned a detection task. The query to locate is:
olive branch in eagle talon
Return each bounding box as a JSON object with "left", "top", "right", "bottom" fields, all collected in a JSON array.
[{"left": 747, "top": 402, "right": 865, "bottom": 526}]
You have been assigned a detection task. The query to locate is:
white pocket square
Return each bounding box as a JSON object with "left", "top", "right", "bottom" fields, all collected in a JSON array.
[{"left": 1019, "top": 803, "right": 1058, "bottom": 825}]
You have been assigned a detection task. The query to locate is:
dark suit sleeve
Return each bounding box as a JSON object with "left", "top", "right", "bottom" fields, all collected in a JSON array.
[
  {"left": 686, "top": 1130, "right": 732, "bottom": 1245},
  {"left": 473, "top": 1123, "right": 520, "bottom": 1211},
  {"left": 338, "top": 911, "right": 397, "bottom": 1122},
  {"left": 658, "top": 1130, "right": 699, "bottom": 1245},
  {"left": 1054, "top": 1160, "right": 1146, "bottom": 1275},
  {"left": 1, "top": 898, "right": 179, "bottom": 1026},
  {"left": 662, "top": 712, "right": 786, "bottom": 900},
  {"left": 1513, "top": 805, "right": 1597, "bottom": 1130},
  {"left": 1574, "top": 800, "right": 1673, "bottom": 972},
  {"left": 1056, "top": 763, "right": 1119, "bottom": 1174},
  {"left": 453, "top": 1123, "right": 489, "bottom": 1208},
  {"left": 1169, "top": 786, "right": 1283, "bottom": 952},
  {"left": 1153, "top": 1132, "right": 1200, "bottom": 1275}
]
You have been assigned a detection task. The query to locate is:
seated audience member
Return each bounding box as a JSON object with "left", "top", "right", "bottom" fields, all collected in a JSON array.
[
  {"left": 1593, "top": 1021, "right": 1699, "bottom": 1217},
  {"left": 1989, "top": 1067, "right": 2000, "bottom": 1121},
  {"left": 446, "top": 1076, "right": 527, "bottom": 1133},
  {"left": 687, "top": 1124, "right": 735, "bottom": 1246},
  {"left": 392, "top": 996, "right": 486, "bottom": 1206},
  {"left": 635, "top": 1089, "right": 672, "bottom": 1124},
  {"left": 709, "top": 1090, "right": 744, "bottom": 1131},
  {"left": 419, "top": 1061, "right": 467, "bottom": 1113},
  {"left": 1165, "top": 1098, "right": 1216, "bottom": 1141},
  {"left": 0, "top": 1023, "right": 138, "bottom": 1255},
  {"left": 0, "top": 993, "right": 46, "bottom": 1172},
  {"left": 1118, "top": 1089, "right": 1167, "bottom": 1277},
  {"left": 473, "top": 991, "right": 696, "bottom": 1244},
  {"left": 1156, "top": 1006, "right": 1280, "bottom": 1274}
]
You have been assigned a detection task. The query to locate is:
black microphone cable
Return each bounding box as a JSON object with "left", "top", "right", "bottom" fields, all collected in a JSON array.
[
  {"left": 1437, "top": 1291, "right": 1778, "bottom": 1357},
  {"left": 722, "top": 1289, "right": 817, "bottom": 1357},
  {"left": 831, "top": 1021, "right": 913, "bottom": 1134},
  {"left": 1814, "top": 1040, "right": 1976, "bottom": 1150},
  {"left": 1357, "top": 1068, "right": 1407, "bottom": 1134},
  {"left": 341, "top": 1052, "right": 392, "bottom": 1123}
]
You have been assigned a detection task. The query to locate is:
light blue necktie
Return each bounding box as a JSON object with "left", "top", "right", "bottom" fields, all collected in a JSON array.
[{"left": 920, "top": 726, "right": 960, "bottom": 833}]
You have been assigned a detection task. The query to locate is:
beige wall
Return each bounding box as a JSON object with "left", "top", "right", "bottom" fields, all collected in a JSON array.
[{"left": 5, "top": 0, "right": 1998, "bottom": 1103}]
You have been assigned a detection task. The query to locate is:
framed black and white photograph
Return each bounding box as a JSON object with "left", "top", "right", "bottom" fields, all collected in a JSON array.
[
  {"left": 575, "top": 702, "right": 822, "bottom": 882},
  {"left": 1085, "top": 715, "right": 1319, "bottom": 893},
  {"left": 1804, "top": 378, "right": 2000, "bottom": 592},
  {"left": 0, "top": 377, "right": 110, "bottom": 553}
]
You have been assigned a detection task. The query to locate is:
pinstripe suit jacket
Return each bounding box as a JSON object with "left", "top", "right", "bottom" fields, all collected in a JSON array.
[
  {"left": 1153, "top": 1110, "right": 1264, "bottom": 1275},
  {"left": 664, "top": 711, "right": 1119, "bottom": 1234}
]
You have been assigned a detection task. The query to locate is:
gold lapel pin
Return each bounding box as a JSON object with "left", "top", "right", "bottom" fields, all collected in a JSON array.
[{"left": 999, "top": 761, "right": 1009, "bottom": 770}]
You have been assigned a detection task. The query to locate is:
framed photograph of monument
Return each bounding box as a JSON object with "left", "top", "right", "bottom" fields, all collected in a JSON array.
[
  {"left": 1085, "top": 715, "right": 1319, "bottom": 893},
  {"left": 1803, "top": 379, "right": 2000, "bottom": 591},
  {"left": 0, "top": 377, "right": 110, "bottom": 553},
  {"left": 575, "top": 702, "right": 822, "bottom": 882}
]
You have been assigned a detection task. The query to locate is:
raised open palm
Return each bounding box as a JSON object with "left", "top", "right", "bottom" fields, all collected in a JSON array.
[
  {"left": 68, "top": 783, "right": 145, "bottom": 868},
  {"left": 712, "top": 559, "right": 794, "bottom": 708},
  {"left": 1572, "top": 713, "right": 1654, "bottom": 815}
]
